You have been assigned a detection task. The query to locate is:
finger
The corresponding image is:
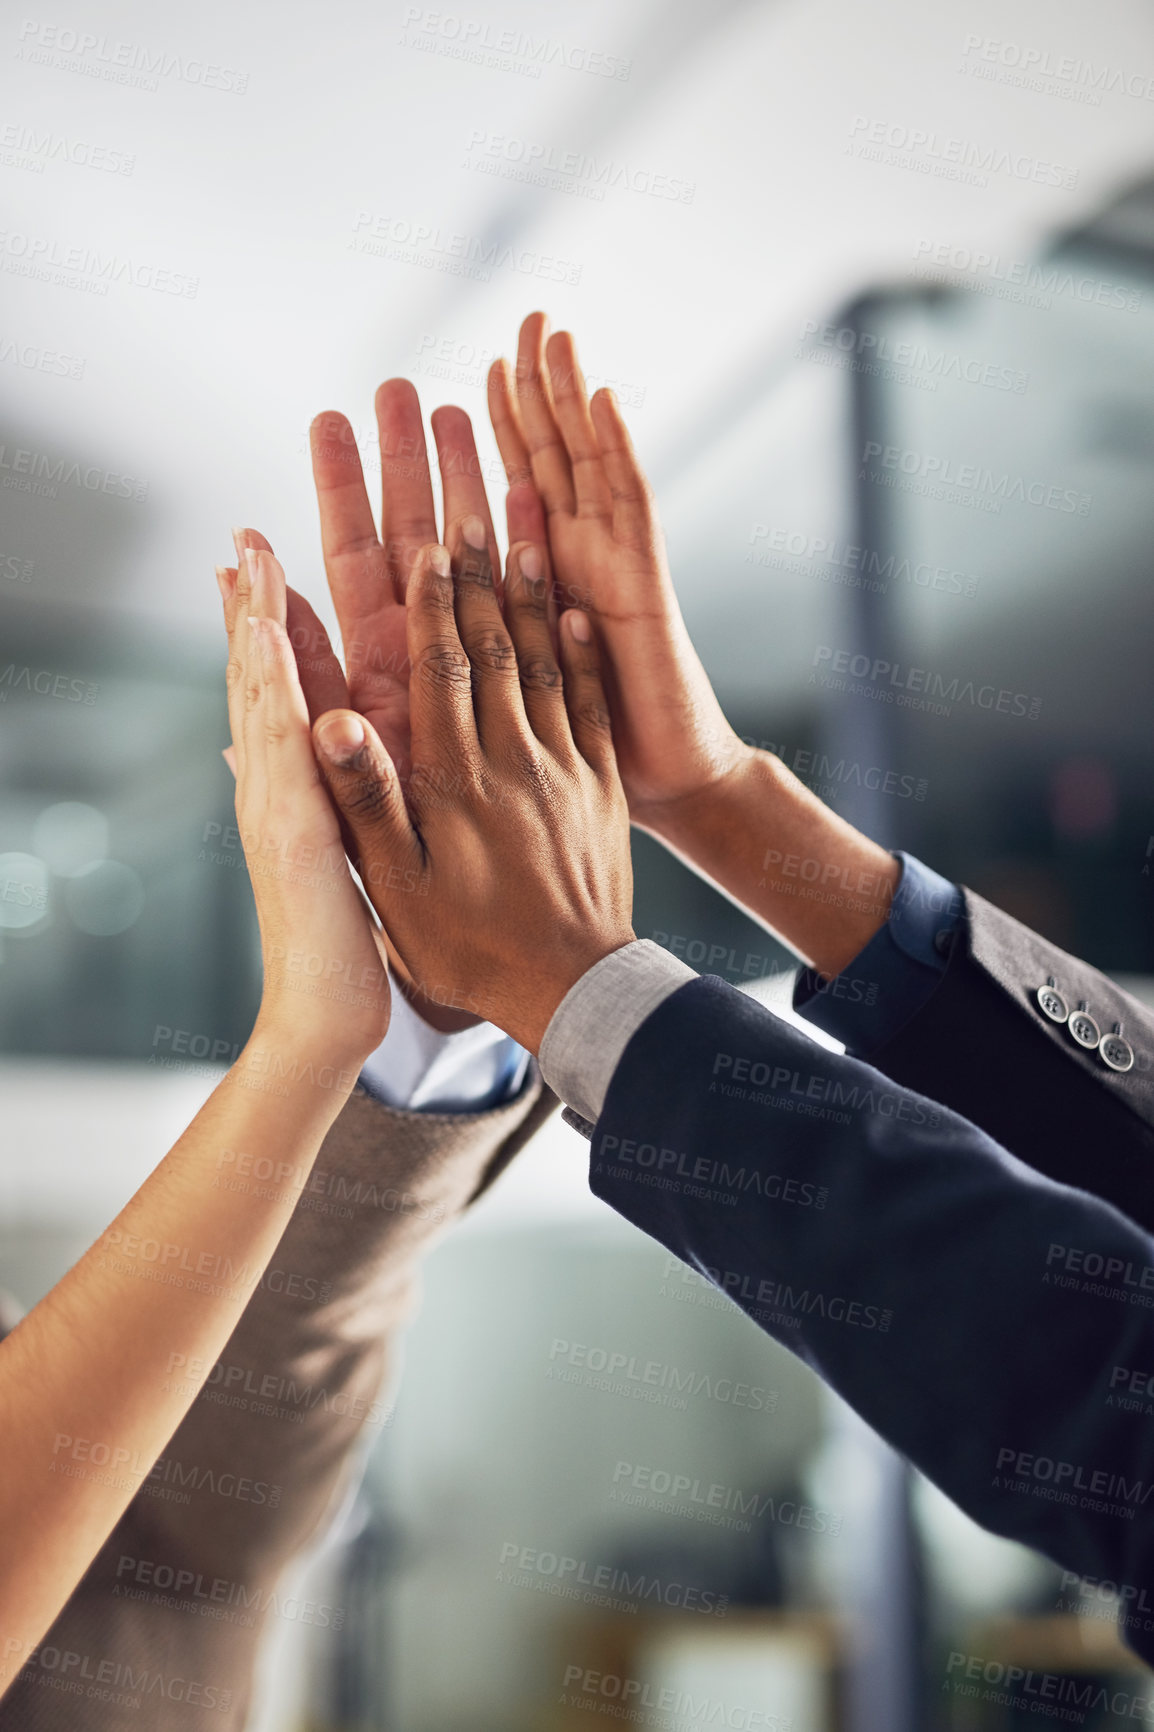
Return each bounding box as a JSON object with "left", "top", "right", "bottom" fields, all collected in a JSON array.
[
  {"left": 223, "top": 532, "right": 275, "bottom": 788},
  {"left": 405, "top": 544, "right": 478, "bottom": 782},
  {"left": 514, "top": 311, "right": 575, "bottom": 519},
  {"left": 222, "top": 745, "right": 237, "bottom": 778},
  {"left": 545, "top": 330, "right": 612, "bottom": 519},
  {"left": 450, "top": 515, "right": 523, "bottom": 750},
  {"left": 488, "top": 360, "right": 558, "bottom": 630},
  {"left": 246, "top": 612, "right": 323, "bottom": 798},
  {"left": 312, "top": 709, "right": 422, "bottom": 902},
  {"left": 487, "top": 356, "right": 532, "bottom": 487},
  {"left": 310, "top": 409, "right": 396, "bottom": 634},
  {"left": 231, "top": 527, "right": 275, "bottom": 620},
  {"left": 375, "top": 379, "right": 438, "bottom": 596},
  {"left": 237, "top": 549, "right": 291, "bottom": 818},
  {"left": 589, "top": 388, "right": 657, "bottom": 549},
  {"left": 430, "top": 404, "right": 501, "bottom": 577},
  {"left": 503, "top": 541, "right": 568, "bottom": 752},
  {"left": 505, "top": 479, "right": 561, "bottom": 642},
  {"left": 558, "top": 609, "right": 615, "bottom": 774},
  {"left": 285, "top": 586, "right": 351, "bottom": 722}
]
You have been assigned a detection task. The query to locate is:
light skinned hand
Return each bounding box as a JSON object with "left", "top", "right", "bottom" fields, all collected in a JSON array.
[
  {"left": 488, "top": 311, "right": 750, "bottom": 835},
  {"left": 217, "top": 538, "right": 390, "bottom": 1061}
]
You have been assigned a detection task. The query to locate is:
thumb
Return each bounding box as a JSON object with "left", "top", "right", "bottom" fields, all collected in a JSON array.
[{"left": 313, "top": 710, "right": 422, "bottom": 907}]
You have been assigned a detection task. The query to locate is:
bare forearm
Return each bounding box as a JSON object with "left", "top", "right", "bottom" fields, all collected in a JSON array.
[
  {"left": 0, "top": 1022, "right": 366, "bottom": 1679},
  {"left": 640, "top": 747, "right": 900, "bottom": 978}
]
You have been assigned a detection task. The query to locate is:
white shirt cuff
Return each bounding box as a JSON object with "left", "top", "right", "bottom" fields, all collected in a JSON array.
[
  {"left": 360, "top": 975, "right": 530, "bottom": 1113},
  {"left": 537, "top": 940, "right": 696, "bottom": 1125}
]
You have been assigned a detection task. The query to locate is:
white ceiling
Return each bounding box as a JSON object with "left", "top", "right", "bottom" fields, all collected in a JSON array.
[{"left": 4, "top": 0, "right": 1154, "bottom": 686}]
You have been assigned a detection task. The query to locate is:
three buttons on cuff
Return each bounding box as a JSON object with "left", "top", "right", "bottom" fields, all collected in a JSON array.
[{"left": 1034, "top": 976, "right": 1134, "bottom": 1072}]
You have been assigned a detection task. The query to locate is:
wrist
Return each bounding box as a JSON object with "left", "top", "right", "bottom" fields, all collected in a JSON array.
[
  {"left": 248, "top": 1005, "right": 384, "bottom": 1083},
  {"left": 630, "top": 738, "right": 759, "bottom": 848},
  {"left": 492, "top": 930, "right": 637, "bottom": 1055}
]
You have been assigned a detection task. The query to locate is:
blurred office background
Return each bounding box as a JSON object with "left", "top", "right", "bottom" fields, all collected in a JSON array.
[{"left": 3, "top": 0, "right": 1154, "bottom": 1725}]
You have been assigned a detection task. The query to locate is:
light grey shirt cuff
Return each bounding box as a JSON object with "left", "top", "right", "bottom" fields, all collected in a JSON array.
[{"left": 538, "top": 940, "right": 697, "bottom": 1125}]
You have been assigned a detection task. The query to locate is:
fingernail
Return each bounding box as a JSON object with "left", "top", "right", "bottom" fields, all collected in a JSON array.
[
  {"left": 429, "top": 545, "right": 451, "bottom": 577},
  {"left": 317, "top": 714, "right": 366, "bottom": 765},
  {"left": 567, "top": 610, "right": 592, "bottom": 644},
  {"left": 518, "top": 545, "right": 542, "bottom": 582},
  {"left": 215, "top": 564, "right": 234, "bottom": 602},
  {"left": 244, "top": 546, "right": 261, "bottom": 573},
  {"left": 461, "top": 515, "right": 487, "bottom": 551}
]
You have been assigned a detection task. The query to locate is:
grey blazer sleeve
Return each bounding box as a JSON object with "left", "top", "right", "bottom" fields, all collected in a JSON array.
[
  {"left": 1, "top": 1073, "right": 558, "bottom": 1731},
  {"left": 864, "top": 889, "right": 1154, "bottom": 1233}
]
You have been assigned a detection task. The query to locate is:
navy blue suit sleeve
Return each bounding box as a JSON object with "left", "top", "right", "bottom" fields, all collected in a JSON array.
[{"left": 590, "top": 974, "right": 1154, "bottom": 1664}]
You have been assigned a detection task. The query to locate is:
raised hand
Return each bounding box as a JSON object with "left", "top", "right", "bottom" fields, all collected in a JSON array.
[
  {"left": 487, "top": 312, "right": 747, "bottom": 833},
  {"left": 308, "top": 529, "right": 635, "bottom": 1054},
  {"left": 218, "top": 539, "right": 390, "bottom": 1060}
]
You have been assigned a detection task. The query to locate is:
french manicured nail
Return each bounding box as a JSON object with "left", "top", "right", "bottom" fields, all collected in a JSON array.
[
  {"left": 567, "top": 610, "right": 592, "bottom": 644},
  {"left": 428, "top": 545, "right": 451, "bottom": 577},
  {"left": 214, "top": 564, "right": 234, "bottom": 602},
  {"left": 461, "top": 515, "right": 487, "bottom": 551},
  {"left": 317, "top": 714, "right": 366, "bottom": 765},
  {"left": 518, "top": 545, "right": 542, "bottom": 582}
]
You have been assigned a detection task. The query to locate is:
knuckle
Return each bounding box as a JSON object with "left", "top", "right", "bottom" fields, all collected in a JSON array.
[
  {"left": 243, "top": 676, "right": 262, "bottom": 712},
  {"left": 342, "top": 771, "right": 397, "bottom": 826},
  {"left": 574, "top": 698, "right": 612, "bottom": 733},
  {"left": 414, "top": 643, "right": 472, "bottom": 690},
  {"left": 468, "top": 629, "right": 517, "bottom": 677},
  {"left": 519, "top": 656, "right": 562, "bottom": 694}
]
